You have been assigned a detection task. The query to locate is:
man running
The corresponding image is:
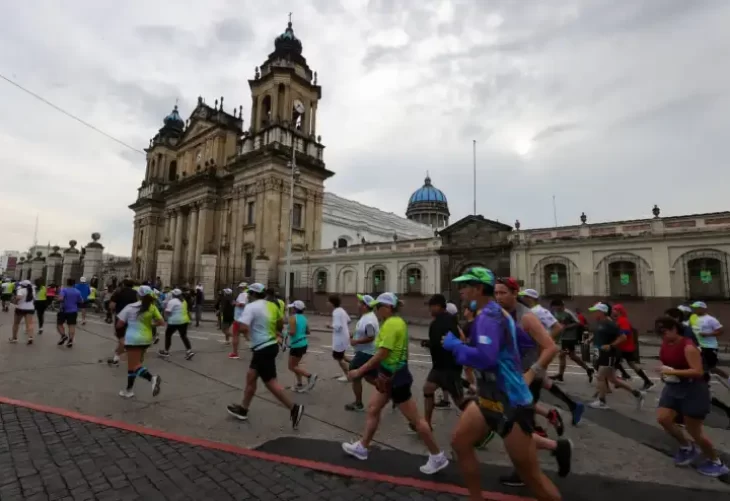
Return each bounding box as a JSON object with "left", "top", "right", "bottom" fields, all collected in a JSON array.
[
  {"left": 75, "top": 277, "right": 91, "bottom": 326},
  {"left": 328, "top": 294, "right": 352, "bottom": 382},
  {"left": 612, "top": 304, "right": 654, "bottom": 390},
  {"left": 1, "top": 278, "right": 13, "bottom": 312},
  {"left": 549, "top": 299, "right": 594, "bottom": 382},
  {"left": 57, "top": 279, "right": 83, "bottom": 348},
  {"left": 107, "top": 279, "right": 138, "bottom": 365},
  {"left": 230, "top": 282, "right": 248, "bottom": 359},
  {"left": 345, "top": 294, "right": 379, "bottom": 411},
  {"left": 689, "top": 301, "right": 729, "bottom": 389}
]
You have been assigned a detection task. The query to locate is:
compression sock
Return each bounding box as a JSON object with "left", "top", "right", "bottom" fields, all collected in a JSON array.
[{"left": 548, "top": 385, "right": 577, "bottom": 411}]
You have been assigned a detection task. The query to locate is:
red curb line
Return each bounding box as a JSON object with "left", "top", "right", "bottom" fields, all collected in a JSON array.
[{"left": 0, "top": 395, "right": 533, "bottom": 501}]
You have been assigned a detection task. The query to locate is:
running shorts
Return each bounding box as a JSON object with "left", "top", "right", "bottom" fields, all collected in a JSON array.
[
  {"left": 701, "top": 349, "right": 718, "bottom": 370},
  {"left": 349, "top": 352, "right": 376, "bottom": 380},
  {"left": 332, "top": 350, "right": 346, "bottom": 361},
  {"left": 616, "top": 350, "right": 638, "bottom": 364},
  {"left": 375, "top": 366, "right": 413, "bottom": 405},
  {"left": 57, "top": 312, "right": 78, "bottom": 325},
  {"left": 250, "top": 344, "right": 279, "bottom": 383},
  {"left": 658, "top": 380, "right": 711, "bottom": 419},
  {"left": 560, "top": 339, "right": 578, "bottom": 352},
  {"left": 289, "top": 345, "right": 308, "bottom": 358},
  {"left": 15, "top": 308, "right": 34, "bottom": 317},
  {"left": 426, "top": 367, "right": 464, "bottom": 402},
  {"left": 596, "top": 347, "right": 619, "bottom": 368},
  {"left": 476, "top": 397, "right": 535, "bottom": 439},
  {"left": 0, "top": 294, "right": 11, "bottom": 302},
  {"left": 528, "top": 378, "right": 543, "bottom": 403}
]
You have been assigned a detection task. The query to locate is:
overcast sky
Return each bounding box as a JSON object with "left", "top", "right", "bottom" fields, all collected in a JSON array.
[{"left": 1, "top": 0, "right": 729, "bottom": 255}]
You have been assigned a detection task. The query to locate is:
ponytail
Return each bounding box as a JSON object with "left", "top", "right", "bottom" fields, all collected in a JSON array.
[
  {"left": 137, "top": 294, "right": 155, "bottom": 317},
  {"left": 25, "top": 284, "right": 34, "bottom": 303}
]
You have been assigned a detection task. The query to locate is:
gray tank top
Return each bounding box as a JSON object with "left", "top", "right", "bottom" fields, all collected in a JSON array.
[{"left": 514, "top": 303, "right": 539, "bottom": 371}]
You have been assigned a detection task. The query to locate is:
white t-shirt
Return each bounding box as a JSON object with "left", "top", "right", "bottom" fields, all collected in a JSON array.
[
  {"left": 531, "top": 305, "right": 558, "bottom": 331},
  {"left": 331, "top": 307, "right": 351, "bottom": 352},
  {"left": 353, "top": 311, "right": 379, "bottom": 355},
  {"left": 690, "top": 314, "right": 723, "bottom": 350},
  {"left": 15, "top": 285, "right": 36, "bottom": 311},
  {"left": 234, "top": 292, "right": 249, "bottom": 322},
  {"left": 165, "top": 297, "right": 188, "bottom": 325},
  {"left": 1, "top": 282, "right": 11, "bottom": 294}
]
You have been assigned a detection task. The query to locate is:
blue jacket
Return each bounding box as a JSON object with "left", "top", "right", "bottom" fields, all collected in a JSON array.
[{"left": 75, "top": 283, "right": 91, "bottom": 301}]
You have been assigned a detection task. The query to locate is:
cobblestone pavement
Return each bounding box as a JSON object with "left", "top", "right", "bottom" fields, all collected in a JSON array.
[{"left": 0, "top": 403, "right": 465, "bottom": 501}]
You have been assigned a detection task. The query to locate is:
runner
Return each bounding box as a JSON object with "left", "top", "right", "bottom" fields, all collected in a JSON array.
[
  {"left": 194, "top": 284, "right": 204, "bottom": 327},
  {"left": 75, "top": 277, "right": 91, "bottom": 326},
  {"left": 612, "top": 304, "right": 654, "bottom": 390},
  {"left": 115, "top": 286, "right": 164, "bottom": 399},
  {"left": 158, "top": 288, "right": 195, "bottom": 360},
  {"left": 433, "top": 301, "right": 461, "bottom": 410},
  {"left": 421, "top": 294, "right": 464, "bottom": 428},
  {"left": 2, "top": 278, "right": 14, "bottom": 312},
  {"left": 446, "top": 268, "right": 561, "bottom": 501},
  {"left": 34, "top": 278, "right": 48, "bottom": 335},
  {"left": 107, "top": 279, "right": 138, "bottom": 365},
  {"left": 345, "top": 294, "right": 379, "bottom": 411},
  {"left": 11, "top": 280, "right": 36, "bottom": 345},
  {"left": 328, "top": 294, "right": 352, "bottom": 382},
  {"left": 267, "top": 288, "right": 287, "bottom": 351},
  {"left": 230, "top": 282, "right": 248, "bottom": 359},
  {"left": 46, "top": 283, "right": 57, "bottom": 313},
  {"left": 226, "top": 283, "right": 304, "bottom": 429},
  {"left": 689, "top": 301, "right": 729, "bottom": 389},
  {"left": 342, "top": 292, "right": 449, "bottom": 475},
  {"left": 286, "top": 300, "right": 318, "bottom": 392},
  {"left": 88, "top": 282, "right": 98, "bottom": 314},
  {"left": 57, "top": 279, "right": 83, "bottom": 348},
  {"left": 548, "top": 299, "right": 593, "bottom": 382},
  {"left": 494, "top": 279, "right": 573, "bottom": 487},
  {"left": 218, "top": 288, "right": 235, "bottom": 346},
  {"left": 587, "top": 302, "right": 645, "bottom": 409},
  {"left": 654, "top": 315, "right": 729, "bottom": 477}
]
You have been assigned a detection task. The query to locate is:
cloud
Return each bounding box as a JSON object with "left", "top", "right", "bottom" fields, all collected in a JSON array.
[{"left": 1, "top": 0, "right": 729, "bottom": 257}]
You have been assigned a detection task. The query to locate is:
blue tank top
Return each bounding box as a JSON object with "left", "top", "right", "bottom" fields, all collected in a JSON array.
[
  {"left": 511, "top": 303, "right": 538, "bottom": 371},
  {"left": 289, "top": 314, "right": 308, "bottom": 349}
]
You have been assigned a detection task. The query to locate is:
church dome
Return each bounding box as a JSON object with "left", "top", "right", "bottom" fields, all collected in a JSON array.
[
  {"left": 163, "top": 105, "right": 184, "bottom": 130},
  {"left": 274, "top": 22, "right": 303, "bottom": 56},
  {"left": 406, "top": 175, "right": 450, "bottom": 230}
]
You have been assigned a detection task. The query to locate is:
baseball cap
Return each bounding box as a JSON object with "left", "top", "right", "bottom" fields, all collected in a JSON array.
[
  {"left": 452, "top": 267, "right": 496, "bottom": 286},
  {"left": 19, "top": 280, "right": 31, "bottom": 286},
  {"left": 497, "top": 277, "right": 520, "bottom": 292},
  {"left": 370, "top": 292, "right": 399, "bottom": 307},
  {"left": 677, "top": 305, "right": 692, "bottom": 313},
  {"left": 691, "top": 301, "right": 707, "bottom": 309},
  {"left": 518, "top": 288, "right": 539, "bottom": 300},
  {"left": 171, "top": 288, "right": 182, "bottom": 296},
  {"left": 137, "top": 285, "right": 154, "bottom": 297},
  {"left": 223, "top": 288, "right": 233, "bottom": 294},
  {"left": 356, "top": 293, "right": 374, "bottom": 306},
  {"left": 238, "top": 282, "right": 248, "bottom": 288},
  {"left": 247, "top": 283, "right": 265, "bottom": 294},
  {"left": 445, "top": 302, "right": 458, "bottom": 315},
  {"left": 588, "top": 302, "right": 609, "bottom": 314},
  {"left": 80, "top": 277, "right": 87, "bottom": 283},
  {"left": 287, "top": 300, "right": 306, "bottom": 310}
]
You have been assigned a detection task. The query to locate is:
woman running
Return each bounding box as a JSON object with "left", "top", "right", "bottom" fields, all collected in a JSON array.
[
  {"left": 115, "top": 286, "right": 164, "bottom": 398},
  {"left": 342, "top": 292, "right": 449, "bottom": 475},
  {"left": 218, "top": 288, "right": 235, "bottom": 345},
  {"left": 34, "top": 278, "right": 48, "bottom": 335},
  {"left": 158, "top": 288, "right": 195, "bottom": 360},
  {"left": 346, "top": 294, "right": 378, "bottom": 411},
  {"left": 11, "top": 280, "right": 36, "bottom": 344},
  {"left": 612, "top": 304, "right": 654, "bottom": 390},
  {"left": 287, "top": 300, "right": 318, "bottom": 392},
  {"left": 654, "top": 315, "right": 729, "bottom": 477}
]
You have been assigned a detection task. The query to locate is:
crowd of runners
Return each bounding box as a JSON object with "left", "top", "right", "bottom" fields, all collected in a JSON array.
[{"left": 1, "top": 267, "right": 729, "bottom": 500}]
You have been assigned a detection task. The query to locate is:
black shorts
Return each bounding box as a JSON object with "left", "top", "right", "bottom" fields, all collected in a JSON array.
[
  {"left": 57, "top": 312, "right": 78, "bottom": 325},
  {"left": 616, "top": 350, "right": 638, "bottom": 364},
  {"left": 250, "top": 344, "right": 279, "bottom": 383},
  {"left": 1, "top": 293, "right": 11, "bottom": 302},
  {"left": 289, "top": 345, "right": 308, "bottom": 359},
  {"left": 596, "top": 348, "right": 619, "bottom": 368},
  {"left": 701, "top": 349, "right": 718, "bottom": 370},
  {"left": 349, "top": 352, "right": 377, "bottom": 380},
  {"left": 476, "top": 398, "right": 535, "bottom": 439},
  {"left": 332, "top": 350, "right": 346, "bottom": 361},
  {"left": 391, "top": 384, "right": 413, "bottom": 405},
  {"left": 658, "top": 381, "right": 711, "bottom": 419},
  {"left": 560, "top": 339, "right": 578, "bottom": 352},
  {"left": 528, "top": 379, "right": 543, "bottom": 403},
  {"left": 426, "top": 367, "right": 464, "bottom": 402},
  {"left": 78, "top": 301, "right": 87, "bottom": 309},
  {"left": 15, "top": 309, "right": 34, "bottom": 317}
]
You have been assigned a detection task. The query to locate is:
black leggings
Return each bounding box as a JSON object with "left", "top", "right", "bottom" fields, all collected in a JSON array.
[
  {"left": 34, "top": 300, "right": 48, "bottom": 329},
  {"left": 165, "top": 324, "right": 191, "bottom": 351}
]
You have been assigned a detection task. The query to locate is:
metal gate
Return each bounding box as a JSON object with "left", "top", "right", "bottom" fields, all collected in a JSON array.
[
  {"left": 681, "top": 249, "right": 730, "bottom": 300},
  {"left": 69, "top": 261, "right": 83, "bottom": 282},
  {"left": 537, "top": 256, "right": 573, "bottom": 297},
  {"left": 599, "top": 253, "right": 645, "bottom": 298}
]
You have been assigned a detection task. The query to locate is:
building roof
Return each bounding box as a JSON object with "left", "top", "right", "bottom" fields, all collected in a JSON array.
[
  {"left": 408, "top": 176, "right": 447, "bottom": 204},
  {"left": 323, "top": 192, "right": 435, "bottom": 241}
]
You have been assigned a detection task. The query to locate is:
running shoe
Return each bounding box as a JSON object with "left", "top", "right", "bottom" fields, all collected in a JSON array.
[
  {"left": 57, "top": 335, "right": 68, "bottom": 346},
  {"left": 290, "top": 404, "right": 304, "bottom": 430},
  {"left": 8, "top": 338, "right": 17, "bottom": 344},
  {"left": 157, "top": 349, "right": 170, "bottom": 358},
  {"left": 342, "top": 441, "right": 368, "bottom": 460},
  {"left": 587, "top": 368, "right": 595, "bottom": 384},
  {"left": 66, "top": 341, "right": 73, "bottom": 348},
  {"left": 26, "top": 339, "right": 33, "bottom": 345},
  {"left": 697, "top": 460, "right": 729, "bottom": 477},
  {"left": 185, "top": 350, "right": 195, "bottom": 360},
  {"left": 345, "top": 402, "right": 365, "bottom": 412},
  {"left": 547, "top": 409, "right": 565, "bottom": 436},
  {"left": 642, "top": 381, "right": 655, "bottom": 391},
  {"left": 38, "top": 329, "right": 43, "bottom": 335},
  {"left": 589, "top": 399, "right": 609, "bottom": 409},
  {"left": 434, "top": 400, "right": 452, "bottom": 410},
  {"left": 119, "top": 389, "right": 134, "bottom": 399},
  {"left": 499, "top": 472, "right": 524, "bottom": 487},
  {"left": 151, "top": 375, "right": 161, "bottom": 397},
  {"left": 291, "top": 384, "right": 305, "bottom": 393},
  {"left": 305, "top": 374, "right": 319, "bottom": 391},
  {"left": 571, "top": 402, "right": 585, "bottom": 425},
  {"left": 227, "top": 404, "right": 248, "bottom": 421},
  {"left": 228, "top": 353, "right": 240, "bottom": 360},
  {"left": 419, "top": 452, "right": 449, "bottom": 475},
  {"left": 554, "top": 438, "right": 573, "bottom": 477},
  {"left": 336, "top": 375, "right": 349, "bottom": 383},
  {"left": 673, "top": 445, "right": 699, "bottom": 467},
  {"left": 107, "top": 357, "right": 119, "bottom": 366},
  {"left": 551, "top": 374, "right": 564, "bottom": 383},
  {"left": 635, "top": 391, "right": 645, "bottom": 411}
]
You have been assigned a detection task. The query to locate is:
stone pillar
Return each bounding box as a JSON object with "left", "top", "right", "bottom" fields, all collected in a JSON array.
[
  {"left": 16, "top": 259, "right": 26, "bottom": 280},
  {"left": 194, "top": 203, "right": 209, "bottom": 273},
  {"left": 46, "top": 249, "right": 62, "bottom": 284},
  {"left": 31, "top": 253, "right": 45, "bottom": 281},
  {"left": 156, "top": 245, "right": 173, "bottom": 288},
  {"left": 254, "top": 253, "right": 269, "bottom": 286},
  {"left": 61, "top": 240, "right": 81, "bottom": 284},
  {"left": 186, "top": 205, "right": 199, "bottom": 281},
  {"left": 82, "top": 233, "right": 104, "bottom": 281},
  {"left": 200, "top": 254, "right": 217, "bottom": 298},
  {"left": 172, "top": 210, "right": 184, "bottom": 283}
]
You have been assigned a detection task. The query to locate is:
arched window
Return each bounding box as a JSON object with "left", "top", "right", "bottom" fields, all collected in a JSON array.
[
  {"left": 261, "top": 95, "right": 272, "bottom": 127},
  {"left": 687, "top": 257, "right": 726, "bottom": 299},
  {"left": 337, "top": 238, "right": 348, "bottom": 248},
  {"left": 543, "top": 263, "right": 568, "bottom": 297},
  {"left": 315, "top": 270, "right": 327, "bottom": 294},
  {"left": 608, "top": 261, "right": 638, "bottom": 297},
  {"left": 168, "top": 160, "right": 177, "bottom": 181},
  {"left": 405, "top": 267, "right": 422, "bottom": 295},
  {"left": 372, "top": 269, "right": 386, "bottom": 294}
]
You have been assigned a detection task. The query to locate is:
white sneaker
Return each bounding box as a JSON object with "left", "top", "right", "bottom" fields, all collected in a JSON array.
[
  {"left": 636, "top": 391, "right": 645, "bottom": 411},
  {"left": 119, "top": 389, "right": 134, "bottom": 398},
  {"left": 337, "top": 375, "right": 349, "bottom": 383},
  {"left": 342, "top": 441, "right": 368, "bottom": 460},
  {"left": 306, "top": 374, "right": 319, "bottom": 391},
  {"left": 419, "top": 452, "right": 449, "bottom": 475},
  {"left": 588, "top": 399, "right": 608, "bottom": 409}
]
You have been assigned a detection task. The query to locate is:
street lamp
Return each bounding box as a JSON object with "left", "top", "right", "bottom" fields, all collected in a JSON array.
[{"left": 284, "top": 138, "right": 300, "bottom": 308}]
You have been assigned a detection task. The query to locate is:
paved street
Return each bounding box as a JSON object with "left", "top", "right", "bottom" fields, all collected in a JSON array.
[{"left": 0, "top": 308, "right": 729, "bottom": 500}]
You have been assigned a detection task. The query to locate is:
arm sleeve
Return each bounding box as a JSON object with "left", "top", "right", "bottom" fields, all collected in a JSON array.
[
  {"left": 117, "top": 305, "right": 131, "bottom": 323},
  {"left": 450, "top": 318, "right": 502, "bottom": 370}
]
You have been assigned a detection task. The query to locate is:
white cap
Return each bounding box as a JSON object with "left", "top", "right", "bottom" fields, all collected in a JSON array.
[
  {"left": 691, "top": 301, "right": 708, "bottom": 309},
  {"left": 247, "top": 283, "right": 265, "bottom": 294},
  {"left": 518, "top": 288, "right": 539, "bottom": 300},
  {"left": 80, "top": 277, "right": 87, "bottom": 283},
  {"left": 223, "top": 288, "right": 233, "bottom": 294},
  {"left": 445, "top": 302, "right": 458, "bottom": 315},
  {"left": 19, "top": 280, "right": 31, "bottom": 286},
  {"left": 171, "top": 288, "right": 183, "bottom": 296},
  {"left": 195, "top": 284, "right": 203, "bottom": 290},
  {"left": 288, "top": 300, "right": 306, "bottom": 311},
  {"left": 238, "top": 282, "right": 248, "bottom": 288},
  {"left": 137, "top": 285, "right": 154, "bottom": 297},
  {"left": 677, "top": 305, "right": 692, "bottom": 313},
  {"left": 370, "top": 292, "right": 398, "bottom": 307},
  {"left": 588, "top": 302, "right": 609, "bottom": 314},
  {"left": 356, "top": 294, "right": 374, "bottom": 306}
]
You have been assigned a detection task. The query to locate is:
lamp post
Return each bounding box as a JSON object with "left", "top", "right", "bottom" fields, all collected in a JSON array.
[{"left": 284, "top": 138, "right": 300, "bottom": 308}]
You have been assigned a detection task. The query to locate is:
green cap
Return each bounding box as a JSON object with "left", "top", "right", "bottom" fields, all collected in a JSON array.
[{"left": 452, "top": 267, "right": 495, "bottom": 286}]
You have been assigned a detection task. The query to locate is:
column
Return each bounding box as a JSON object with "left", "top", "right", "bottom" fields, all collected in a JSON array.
[
  {"left": 172, "top": 210, "right": 184, "bottom": 283},
  {"left": 186, "top": 204, "right": 199, "bottom": 282},
  {"left": 229, "top": 193, "right": 240, "bottom": 278},
  {"left": 194, "top": 202, "right": 209, "bottom": 276}
]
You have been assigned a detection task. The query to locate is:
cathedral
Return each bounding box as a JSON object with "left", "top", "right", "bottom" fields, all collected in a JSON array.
[{"left": 129, "top": 20, "right": 448, "bottom": 294}]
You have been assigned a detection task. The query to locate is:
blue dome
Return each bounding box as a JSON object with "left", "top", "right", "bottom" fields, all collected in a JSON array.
[
  {"left": 163, "top": 105, "right": 184, "bottom": 129},
  {"left": 409, "top": 176, "right": 447, "bottom": 204}
]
